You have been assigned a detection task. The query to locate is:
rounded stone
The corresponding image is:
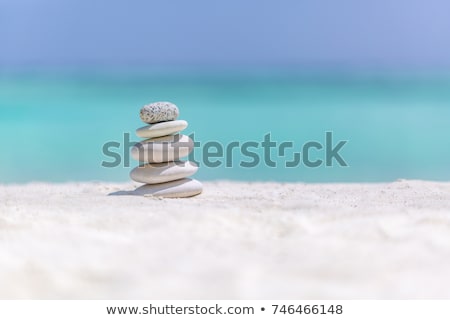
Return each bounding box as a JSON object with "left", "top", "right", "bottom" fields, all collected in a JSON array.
[
  {"left": 133, "top": 178, "right": 203, "bottom": 198},
  {"left": 140, "top": 101, "right": 179, "bottom": 124},
  {"left": 130, "top": 161, "right": 198, "bottom": 184},
  {"left": 136, "top": 120, "right": 188, "bottom": 139},
  {"left": 131, "top": 134, "right": 193, "bottom": 163}
]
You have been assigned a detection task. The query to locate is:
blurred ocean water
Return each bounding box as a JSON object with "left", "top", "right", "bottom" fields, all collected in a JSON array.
[{"left": 1, "top": 71, "right": 450, "bottom": 183}]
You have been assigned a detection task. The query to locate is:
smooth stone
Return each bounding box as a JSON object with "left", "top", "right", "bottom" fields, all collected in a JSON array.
[
  {"left": 136, "top": 120, "right": 188, "bottom": 139},
  {"left": 130, "top": 161, "right": 198, "bottom": 184},
  {"left": 133, "top": 178, "right": 203, "bottom": 198},
  {"left": 140, "top": 101, "right": 179, "bottom": 124},
  {"left": 131, "top": 134, "right": 193, "bottom": 163}
]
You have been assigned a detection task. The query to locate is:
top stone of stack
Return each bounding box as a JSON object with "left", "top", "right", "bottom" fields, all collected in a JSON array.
[{"left": 140, "top": 101, "right": 179, "bottom": 124}]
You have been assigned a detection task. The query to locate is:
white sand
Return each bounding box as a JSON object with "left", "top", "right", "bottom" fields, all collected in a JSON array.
[{"left": 1, "top": 180, "right": 450, "bottom": 299}]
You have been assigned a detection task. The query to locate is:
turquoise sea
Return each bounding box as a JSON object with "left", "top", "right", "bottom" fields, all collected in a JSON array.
[{"left": 1, "top": 71, "right": 450, "bottom": 183}]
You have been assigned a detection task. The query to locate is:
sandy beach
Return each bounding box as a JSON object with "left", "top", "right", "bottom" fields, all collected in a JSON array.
[{"left": 1, "top": 180, "right": 450, "bottom": 299}]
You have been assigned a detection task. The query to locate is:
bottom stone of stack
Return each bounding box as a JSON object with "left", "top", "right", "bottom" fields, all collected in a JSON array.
[{"left": 133, "top": 178, "right": 203, "bottom": 198}]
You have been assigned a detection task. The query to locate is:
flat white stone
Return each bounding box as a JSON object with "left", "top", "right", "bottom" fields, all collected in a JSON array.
[
  {"left": 140, "top": 101, "right": 179, "bottom": 124},
  {"left": 130, "top": 161, "right": 198, "bottom": 184},
  {"left": 133, "top": 178, "right": 203, "bottom": 198},
  {"left": 131, "top": 134, "right": 193, "bottom": 163},
  {"left": 136, "top": 120, "right": 188, "bottom": 139}
]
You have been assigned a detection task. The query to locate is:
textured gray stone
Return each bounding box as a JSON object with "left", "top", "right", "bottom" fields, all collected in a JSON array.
[{"left": 140, "top": 101, "right": 179, "bottom": 124}]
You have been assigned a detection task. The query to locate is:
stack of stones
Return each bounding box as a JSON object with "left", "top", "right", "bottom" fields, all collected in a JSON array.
[{"left": 130, "top": 101, "right": 202, "bottom": 198}]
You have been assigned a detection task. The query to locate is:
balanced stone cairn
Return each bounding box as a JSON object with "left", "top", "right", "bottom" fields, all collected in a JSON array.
[{"left": 130, "top": 102, "right": 202, "bottom": 198}]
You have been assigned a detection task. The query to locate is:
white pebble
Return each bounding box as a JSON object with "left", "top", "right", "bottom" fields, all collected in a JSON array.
[
  {"left": 130, "top": 161, "right": 198, "bottom": 184},
  {"left": 133, "top": 178, "right": 203, "bottom": 198},
  {"left": 131, "top": 134, "right": 193, "bottom": 163},
  {"left": 136, "top": 120, "right": 188, "bottom": 139}
]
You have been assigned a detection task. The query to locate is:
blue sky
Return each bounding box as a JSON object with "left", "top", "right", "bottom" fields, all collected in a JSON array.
[{"left": 1, "top": 0, "right": 450, "bottom": 68}]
